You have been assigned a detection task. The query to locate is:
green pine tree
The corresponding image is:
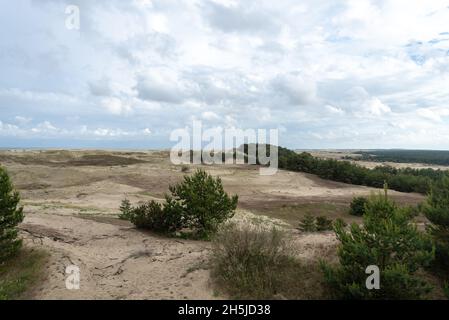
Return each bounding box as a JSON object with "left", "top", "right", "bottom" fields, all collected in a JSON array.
[
  {"left": 118, "top": 198, "right": 132, "bottom": 220},
  {"left": 321, "top": 194, "right": 434, "bottom": 299},
  {"left": 423, "top": 177, "right": 449, "bottom": 274},
  {"left": 0, "top": 166, "right": 24, "bottom": 263},
  {"left": 299, "top": 214, "right": 317, "bottom": 232}
]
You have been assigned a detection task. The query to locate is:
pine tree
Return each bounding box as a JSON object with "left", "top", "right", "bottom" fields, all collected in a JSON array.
[
  {"left": 423, "top": 177, "right": 449, "bottom": 273},
  {"left": 0, "top": 166, "right": 24, "bottom": 263},
  {"left": 298, "top": 214, "right": 317, "bottom": 232},
  {"left": 316, "top": 216, "right": 333, "bottom": 231},
  {"left": 321, "top": 193, "right": 434, "bottom": 299},
  {"left": 349, "top": 196, "right": 368, "bottom": 216},
  {"left": 169, "top": 169, "right": 238, "bottom": 238},
  {"left": 118, "top": 198, "right": 132, "bottom": 220}
]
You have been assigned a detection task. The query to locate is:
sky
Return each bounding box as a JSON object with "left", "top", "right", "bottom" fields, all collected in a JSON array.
[{"left": 1, "top": 0, "right": 449, "bottom": 149}]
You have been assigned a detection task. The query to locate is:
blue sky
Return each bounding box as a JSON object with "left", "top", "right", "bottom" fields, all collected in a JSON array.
[{"left": 1, "top": 0, "right": 449, "bottom": 149}]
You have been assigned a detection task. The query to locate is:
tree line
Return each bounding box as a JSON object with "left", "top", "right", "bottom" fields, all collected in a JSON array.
[
  {"left": 350, "top": 149, "right": 449, "bottom": 166},
  {"left": 243, "top": 144, "right": 449, "bottom": 194}
]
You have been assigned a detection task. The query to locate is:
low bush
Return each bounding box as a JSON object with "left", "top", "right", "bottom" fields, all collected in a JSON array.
[
  {"left": 316, "top": 216, "right": 333, "bottom": 231},
  {"left": 298, "top": 214, "right": 316, "bottom": 232},
  {"left": 349, "top": 196, "right": 368, "bottom": 216},
  {"left": 321, "top": 194, "right": 435, "bottom": 299},
  {"left": 298, "top": 215, "right": 334, "bottom": 232},
  {"left": 119, "top": 169, "right": 238, "bottom": 239},
  {"left": 210, "top": 223, "right": 326, "bottom": 299}
]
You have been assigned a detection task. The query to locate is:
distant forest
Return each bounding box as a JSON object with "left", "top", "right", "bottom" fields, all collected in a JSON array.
[
  {"left": 349, "top": 149, "right": 449, "bottom": 166},
  {"left": 242, "top": 145, "right": 449, "bottom": 195}
]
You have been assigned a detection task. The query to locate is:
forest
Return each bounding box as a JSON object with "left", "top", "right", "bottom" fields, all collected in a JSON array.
[
  {"left": 349, "top": 150, "right": 449, "bottom": 166},
  {"left": 243, "top": 145, "right": 449, "bottom": 194}
]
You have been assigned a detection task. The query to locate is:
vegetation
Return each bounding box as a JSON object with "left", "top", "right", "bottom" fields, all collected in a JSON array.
[
  {"left": 210, "top": 223, "right": 326, "bottom": 299},
  {"left": 353, "top": 149, "right": 449, "bottom": 166},
  {"left": 423, "top": 177, "right": 449, "bottom": 279},
  {"left": 298, "top": 214, "right": 317, "bottom": 232},
  {"left": 0, "top": 166, "right": 24, "bottom": 263},
  {"left": 0, "top": 248, "right": 48, "bottom": 300},
  {"left": 298, "top": 215, "right": 334, "bottom": 232},
  {"left": 321, "top": 193, "right": 435, "bottom": 299},
  {"left": 444, "top": 282, "right": 449, "bottom": 299},
  {"left": 316, "top": 216, "right": 333, "bottom": 231},
  {"left": 118, "top": 198, "right": 132, "bottom": 220},
  {"left": 274, "top": 146, "right": 447, "bottom": 194},
  {"left": 349, "top": 196, "right": 368, "bottom": 216},
  {"left": 120, "top": 169, "right": 238, "bottom": 239}
]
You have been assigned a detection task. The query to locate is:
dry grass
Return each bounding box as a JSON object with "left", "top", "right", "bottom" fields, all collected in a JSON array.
[
  {"left": 0, "top": 248, "right": 49, "bottom": 300},
  {"left": 210, "top": 223, "right": 329, "bottom": 299}
]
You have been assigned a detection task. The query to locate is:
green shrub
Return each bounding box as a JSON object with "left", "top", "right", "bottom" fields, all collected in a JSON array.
[
  {"left": 444, "top": 282, "right": 449, "bottom": 299},
  {"left": 168, "top": 169, "right": 238, "bottom": 238},
  {"left": 210, "top": 223, "right": 325, "bottom": 299},
  {"left": 298, "top": 214, "right": 316, "bottom": 232},
  {"left": 0, "top": 167, "right": 24, "bottom": 263},
  {"left": 334, "top": 218, "right": 347, "bottom": 228},
  {"left": 349, "top": 196, "right": 368, "bottom": 216},
  {"left": 120, "top": 169, "right": 238, "bottom": 239},
  {"left": 423, "top": 177, "right": 449, "bottom": 274},
  {"left": 316, "top": 216, "right": 333, "bottom": 231},
  {"left": 118, "top": 199, "right": 132, "bottom": 220},
  {"left": 321, "top": 194, "right": 435, "bottom": 299}
]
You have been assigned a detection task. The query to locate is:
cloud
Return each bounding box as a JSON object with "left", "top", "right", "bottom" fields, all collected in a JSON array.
[
  {"left": 271, "top": 73, "right": 317, "bottom": 106},
  {"left": 101, "top": 97, "right": 132, "bottom": 115},
  {"left": 416, "top": 107, "right": 449, "bottom": 122},
  {"left": 135, "top": 73, "right": 187, "bottom": 103},
  {"left": 1, "top": 0, "right": 449, "bottom": 149},
  {"left": 201, "top": 1, "right": 281, "bottom": 34},
  {"left": 14, "top": 116, "right": 32, "bottom": 125}
]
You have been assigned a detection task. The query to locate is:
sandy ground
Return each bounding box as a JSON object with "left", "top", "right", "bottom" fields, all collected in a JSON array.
[{"left": 0, "top": 150, "right": 426, "bottom": 299}]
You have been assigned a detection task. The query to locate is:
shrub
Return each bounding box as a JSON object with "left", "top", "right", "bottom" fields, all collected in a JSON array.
[
  {"left": 423, "top": 177, "right": 449, "bottom": 274},
  {"left": 120, "top": 169, "right": 238, "bottom": 239},
  {"left": 210, "top": 223, "right": 325, "bottom": 299},
  {"left": 298, "top": 214, "right": 317, "bottom": 232},
  {"left": 349, "top": 196, "right": 368, "bottom": 216},
  {"left": 321, "top": 194, "right": 435, "bottom": 299},
  {"left": 334, "top": 218, "right": 347, "bottom": 228},
  {"left": 444, "top": 282, "right": 449, "bottom": 299},
  {"left": 316, "top": 216, "right": 333, "bottom": 231},
  {"left": 168, "top": 169, "right": 238, "bottom": 238},
  {"left": 0, "top": 167, "right": 24, "bottom": 263},
  {"left": 118, "top": 199, "right": 132, "bottom": 220}
]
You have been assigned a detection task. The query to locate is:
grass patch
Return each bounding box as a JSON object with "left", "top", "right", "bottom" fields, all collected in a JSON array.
[
  {"left": 0, "top": 248, "right": 49, "bottom": 300},
  {"left": 210, "top": 223, "right": 328, "bottom": 299},
  {"left": 261, "top": 202, "right": 354, "bottom": 227}
]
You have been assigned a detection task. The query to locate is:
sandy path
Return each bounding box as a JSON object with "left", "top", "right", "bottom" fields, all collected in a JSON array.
[{"left": 21, "top": 212, "right": 216, "bottom": 300}]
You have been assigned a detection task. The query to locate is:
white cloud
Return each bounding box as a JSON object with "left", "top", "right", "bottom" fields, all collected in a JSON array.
[
  {"left": 202, "top": 111, "right": 220, "bottom": 120},
  {"left": 14, "top": 116, "right": 32, "bottom": 125},
  {"left": 101, "top": 97, "right": 132, "bottom": 115},
  {"left": 416, "top": 107, "right": 449, "bottom": 122},
  {"left": 1, "top": 0, "right": 449, "bottom": 148}
]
